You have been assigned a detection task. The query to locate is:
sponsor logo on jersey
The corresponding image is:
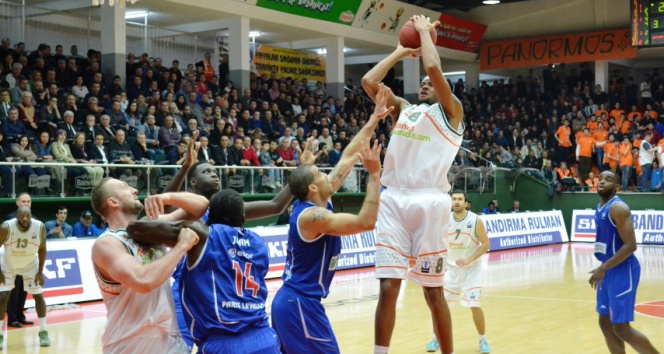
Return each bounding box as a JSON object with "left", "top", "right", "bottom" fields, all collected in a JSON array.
[
  {"left": 41, "top": 249, "right": 83, "bottom": 297},
  {"left": 229, "top": 248, "right": 237, "bottom": 258},
  {"left": 422, "top": 261, "right": 430, "bottom": 274}
]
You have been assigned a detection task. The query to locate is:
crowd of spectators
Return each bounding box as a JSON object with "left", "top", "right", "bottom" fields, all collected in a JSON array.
[{"left": 0, "top": 37, "right": 663, "bottom": 198}]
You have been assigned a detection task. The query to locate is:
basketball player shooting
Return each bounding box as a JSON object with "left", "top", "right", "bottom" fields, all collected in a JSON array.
[{"left": 362, "top": 14, "right": 464, "bottom": 354}]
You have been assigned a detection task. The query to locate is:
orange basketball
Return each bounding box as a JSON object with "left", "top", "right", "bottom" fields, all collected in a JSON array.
[{"left": 399, "top": 20, "right": 437, "bottom": 49}]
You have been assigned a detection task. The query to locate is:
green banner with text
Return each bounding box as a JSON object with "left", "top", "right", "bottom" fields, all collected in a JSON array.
[{"left": 256, "top": 0, "right": 361, "bottom": 25}]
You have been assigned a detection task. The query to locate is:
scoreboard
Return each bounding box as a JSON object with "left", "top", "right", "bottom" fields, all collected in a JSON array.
[{"left": 631, "top": 0, "right": 664, "bottom": 47}]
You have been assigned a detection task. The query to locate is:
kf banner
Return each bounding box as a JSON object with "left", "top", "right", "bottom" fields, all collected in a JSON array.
[
  {"left": 255, "top": 226, "right": 376, "bottom": 279},
  {"left": 571, "top": 209, "right": 664, "bottom": 244},
  {"left": 481, "top": 210, "right": 569, "bottom": 251},
  {"left": 251, "top": 45, "right": 326, "bottom": 83}
]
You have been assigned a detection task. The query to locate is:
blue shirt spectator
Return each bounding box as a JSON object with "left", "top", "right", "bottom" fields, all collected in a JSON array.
[
  {"left": 329, "top": 142, "right": 342, "bottom": 167},
  {"left": 71, "top": 210, "right": 99, "bottom": 237},
  {"left": 481, "top": 202, "right": 500, "bottom": 215},
  {"left": 45, "top": 206, "right": 73, "bottom": 239}
]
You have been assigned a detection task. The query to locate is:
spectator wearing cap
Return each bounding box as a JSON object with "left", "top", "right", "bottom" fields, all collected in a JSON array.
[
  {"left": 45, "top": 206, "right": 73, "bottom": 239},
  {"left": 72, "top": 211, "right": 99, "bottom": 237}
]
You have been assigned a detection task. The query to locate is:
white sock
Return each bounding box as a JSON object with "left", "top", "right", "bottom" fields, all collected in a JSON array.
[
  {"left": 431, "top": 334, "right": 437, "bottom": 341},
  {"left": 39, "top": 317, "right": 46, "bottom": 331},
  {"left": 374, "top": 345, "right": 389, "bottom": 354},
  {"left": 479, "top": 335, "right": 487, "bottom": 341}
]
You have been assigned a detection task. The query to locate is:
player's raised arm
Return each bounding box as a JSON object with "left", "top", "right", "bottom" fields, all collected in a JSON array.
[
  {"left": 327, "top": 84, "right": 393, "bottom": 193},
  {"left": 244, "top": 137, "right": 321, "bottom": 220},
  {"left": 412, "top": 15, "right": 463, "bottom": 125},
  {"left": 92, "top": 227, "right": 199, "bottom": 294},
  {"left": 127, "top": 220, "right": 209, "bottom": 266},
  {"left": 299, "top": 139, "right": 381, "bottom": 239},
  {"left": 362, "top": 47, "right": 415, "bottom": 116}
]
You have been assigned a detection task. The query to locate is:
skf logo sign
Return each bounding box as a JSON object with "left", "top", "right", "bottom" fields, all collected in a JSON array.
[
  {"left": 573, "top": 214, "right": 596, "bottom": 239},
  {"left": 41, "top": 249, "right": 83, "bottom": 297}
]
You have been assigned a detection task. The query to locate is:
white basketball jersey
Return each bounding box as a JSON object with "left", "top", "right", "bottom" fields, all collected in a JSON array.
[
  {"left": 94, "top": 229, "right": 181, "bottom": 348},
  {"left": 382, "top": 103, "right": 464, "bottom": 191},
  {"left": 446, "top": 211, "right": 482, "bottom": 266},
  {"left": 2, "top": 218, "right": 42, "bottom": 269}
]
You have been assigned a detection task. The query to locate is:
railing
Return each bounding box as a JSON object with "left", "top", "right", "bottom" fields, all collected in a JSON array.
[
  {"left": 0, "top": 162, "right": 540, "bottom": 199},
  {"left": 0, "top": 161, "right": 370, "bottom": 199}
]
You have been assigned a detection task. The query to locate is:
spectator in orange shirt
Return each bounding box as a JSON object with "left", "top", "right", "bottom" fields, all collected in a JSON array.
[
  {"left": 619, "top": 114, "right": 631, "bottom": 136},
  {"left": 585, "top": 171, "right": 599, "bottom": 192},
  {"left": 555, "top": 119, "right": 572, "bottom": 166},
  {"left": 631, "top": 147, "right": 641, "bottom": 189},
  {"left": 627, "top": 105, "right": 642, "bottom": 122},
  {"left": 609, "top": 102, "right": 625, "bottom": 125},
  {"left": 595, "top": 103, "right": 607, "bottom": 118},
  {"left": 603, "top": 134, "right": 619, "bottom": 172},
  {"left": 593, "top": 122, "right": 609, "bottom": 171},
  {"left": 576, "top": 128, "right": 595, "bottom": 181},
  {"left": 586, "top": 115, "right": 599, "bottom": 132},
  {"left": 632, "top": 131, "right": 642, "bottom": 149},
  {"left": 618, "top": 136, "right": 633, "bottom": 190}
]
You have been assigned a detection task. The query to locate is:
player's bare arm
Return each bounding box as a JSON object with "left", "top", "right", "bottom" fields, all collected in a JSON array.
[
  {"left": 412, "top": 15, "right": 463, "bottom": 125},
  {"left": 362, "top": 46, "right": 417, "bottom": 116},
  {"left": 91, "top": 227, "right": 199, "bottom": 293},
  {"left": 589, "top": 202, "right": 637, "bottom": 288},
  {"left": 35, "top": 224, "right": 47, "bottom": 286},
  {"left": 244, "top": 137, "right": 322, "bottom": 220},
  {"left": 144, "top": 192, "right": 210, "bottom": 221},
  {"left": 0, "top": 223, "right": 7, "bottom": 284},
  {"left": 328, "top": 85, "right": 393, "bottom": 192},
  {"left": 127, "top": 220, "right": 209, "bottom": 268},
  {"left": 299, "top": 140, "right": 382, "bottom": 240},
  {"left": 457, "top": 217, "right": 490, "bottom": 267}
]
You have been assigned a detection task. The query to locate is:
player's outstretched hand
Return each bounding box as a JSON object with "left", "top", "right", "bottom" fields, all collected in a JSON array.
[
  {"left": 144, "top": 194, "right": 167, "bottom": 219},
  {"left": 35, "top": 272, "right": 45, "bottom": 287},
  {"left": 370, "top": 83, "right": 395, "bottom": 122},
  {"left": 176, "top": 227, "right": 199, "bottom": 251},
  {"left": 357, "top": 138, "right": 382, "bottom": 175},
  {"left": 183, "top": 130, "right": 201, "bottom": 168},
  {"left": 299, "top": 137, "right": 323, "bottom": 165}
]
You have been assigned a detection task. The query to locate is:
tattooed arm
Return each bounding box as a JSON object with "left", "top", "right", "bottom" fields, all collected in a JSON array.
[
  {"left": 299, "top": 140, "right": 382, "bottom": 240},
  {"left": 328, "top": 84, "right": 394, "bottom": 192}
]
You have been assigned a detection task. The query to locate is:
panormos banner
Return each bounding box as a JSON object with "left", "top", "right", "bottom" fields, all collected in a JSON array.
[
  {"left": 480, "top": 29, "right": 636, "bottom": 70},
  {"left": 481, "top": 210, "right": 569, "bottom": 251},
  {"left": 255, "top": 0, "right": 361, "bottom": 25},
  {"left": 251, "top": 45, "right": 326, "bottom": 82},
  {"left": 571, "top": 209, "right": 664, "bottom": 244},
  {"left": 436, "top": 13, "right": 487, "bottom": 53}
]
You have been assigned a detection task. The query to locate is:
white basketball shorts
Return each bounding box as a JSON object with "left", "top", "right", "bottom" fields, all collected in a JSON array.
[
  {"left": 444, "top": 263, "right": 483, "bottom": 307},
  {"left": 375, "top": 188, "right": 450, "bottom": 287}
]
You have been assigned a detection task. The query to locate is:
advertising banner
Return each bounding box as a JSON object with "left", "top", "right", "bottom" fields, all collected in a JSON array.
[
  {"left": 480, "top": 29, "right": 636, "bottom": 70},
  {"left": 482, "top": 210, "right": 569, "bottom": 251},
  {"left": 436, "top": 13, "right": 487, "bottom": 53},
  {"left": 258, "top": 225, "right": 376, "bottom": 279},
  {"left": 256, "top": 0, "right": 361, "bottom": 25},
  {"left": 571, "top": 209, "right": 664, "bottom": 244},
  {"left": 252, "top": 45, "right": 326, "bottom": 83}
]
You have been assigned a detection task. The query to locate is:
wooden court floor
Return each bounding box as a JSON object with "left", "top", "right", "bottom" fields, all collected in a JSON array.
[{"left": 3, "top": 243, "right": 663, "bottom": 353}]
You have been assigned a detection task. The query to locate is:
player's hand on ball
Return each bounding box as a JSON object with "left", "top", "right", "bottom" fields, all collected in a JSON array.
[
  {"left": 357, "top": 138, "right": 382, "bottom": 175},
  {"left": 396, "top": 43, "right": 421, "bottom": 58},
  {"left": 177, "top": 227, "right": 199, "bottom": 251},
  {"left": 411, "top": 15, "right": 438, "bottom": 34}
]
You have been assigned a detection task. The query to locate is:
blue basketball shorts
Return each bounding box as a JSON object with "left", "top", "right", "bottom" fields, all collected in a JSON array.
[
  {"left": 596, "top": 256, "right": 641, "bottom": 324},
  {"left": 271, "top": 287, "right": 340, "bottom": 354}
]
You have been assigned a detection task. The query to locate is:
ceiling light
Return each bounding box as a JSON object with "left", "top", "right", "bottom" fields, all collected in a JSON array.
[
  {"left": 93, "top": 0, "right": 138, "bottom": 7},
  {"left": 249, "top": 31, "right": 261, "bottom": 38},
  {"left": 483, "top": 0, "right": 501, "bottom": 4},
  {"left": 125, "top": 11, "right": 148, "bottom": 19}
]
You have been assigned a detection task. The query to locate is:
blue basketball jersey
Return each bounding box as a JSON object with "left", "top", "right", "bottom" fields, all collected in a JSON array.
[
  {"left": 282, "top": 200, "right": 341, "bottom": 298},
  {"left": 594, "top": 196, "right": 636, "bottom": 263},
  {"left": 180, "top": 224, "right": 270, "bottom": 343}
]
